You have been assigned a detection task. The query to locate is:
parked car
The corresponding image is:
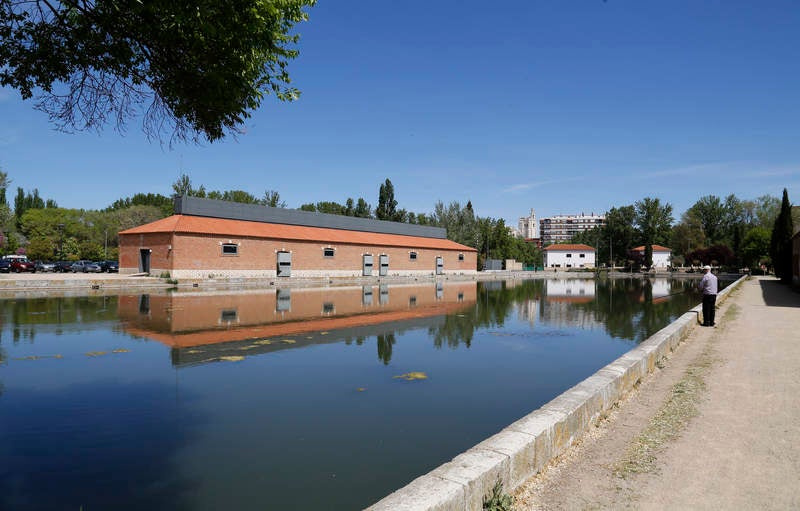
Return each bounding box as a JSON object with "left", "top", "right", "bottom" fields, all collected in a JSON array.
[
  {"left": 71, "top": 260, "right": 102, "bottom": 273},
  {"left": 0, "top": 259, "right": 10, "bottom": 273},
  {"left": 35, "top": 261, "right": 56, "bottom": 272},
  {"left": 54, "top": 260, "right": 74, "bottom": 272},
  {"left": 10, "top": 259, "right": 36, "bottom": 273},
  {"left": 98, "top": 260, "right": 119, "bottom": 273}
]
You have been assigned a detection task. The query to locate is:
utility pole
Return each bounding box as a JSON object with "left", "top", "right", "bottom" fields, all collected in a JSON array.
[
  {"left": 57, "top": 223, "right": 64, "bottom": 259},
  {"left": 609, "top": 234, "right": 613, "bottom": 270}
]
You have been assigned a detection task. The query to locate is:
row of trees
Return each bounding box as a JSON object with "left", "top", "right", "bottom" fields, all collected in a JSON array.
[
  {"left": 0, "top": 171, "right": 539, "bottom": 268},
  {"left": 0, "top": 166, "right": 794, "bottom": 278},
  {"left": 569, "top": 190, "right": 794, "bottom": 281},
  {"left": 571, "top": 197, "right": 674, "bottom": 269}
]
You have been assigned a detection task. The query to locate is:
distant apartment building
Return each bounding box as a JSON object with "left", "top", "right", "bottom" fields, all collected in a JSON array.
[{"left": 539, "top": 212, "right": 605, "bottom": 245}]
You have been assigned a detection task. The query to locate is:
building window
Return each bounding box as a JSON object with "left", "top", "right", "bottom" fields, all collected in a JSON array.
[
  {"left": 323, "top": 248, "right": 335, "bottom": 258},
  {"left": 566, "top": 253, "right": 572, "bottom": 258},
  {"left": 220, "top": 309, "right": 238, "bottom": 322},
  {"left": 458, "top": 253, "right": 464, "bottom": 261},
  {"left": 322, "top": 302, "right": 335, "bottom": 315},
  {"left": 222, "top": 243, "right": 238, "bottom": 256},
  {"left": 409, "top": 252, "right": 418, "bottom": 261},
  {"left": 579, "top": 254, "right": 585, "bottom": 258}
]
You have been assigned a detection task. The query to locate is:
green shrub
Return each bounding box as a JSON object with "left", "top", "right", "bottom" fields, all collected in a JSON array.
[{"left": 483, "top": 480, "right": 514, "bottom": 511}]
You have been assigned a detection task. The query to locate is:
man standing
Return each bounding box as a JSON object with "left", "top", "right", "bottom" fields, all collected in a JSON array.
[{"left": 698, "top": 265, "right": 718, "bottom": 326}]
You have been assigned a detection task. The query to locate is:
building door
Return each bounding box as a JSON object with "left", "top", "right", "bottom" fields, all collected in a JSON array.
[
  {"left": 379, "top": 254, "right": 389, "bottom": 276},
  {"left": 139, "top": 249, "right": 151, "bottom": 274},
  {"left": 435, "top": 256, "right": 444, "bottom": 275},
  {"left": 277, "top": 251, "right": 292, "bottom": 277},
  {"left": 276, "top": 289, "right": 291, "bottom": 312},
  {"left": 363, "top": 254, "right": 374, "bottom": 276}
]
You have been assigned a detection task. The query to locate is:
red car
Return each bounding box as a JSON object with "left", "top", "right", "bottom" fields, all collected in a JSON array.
[{"left": 9, "top": 259, "right": 36, "bottom": 273}]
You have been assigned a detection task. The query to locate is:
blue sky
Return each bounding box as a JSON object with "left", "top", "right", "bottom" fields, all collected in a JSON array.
[{"left": 1, "top": 1, "right": 798, "bottom": 226}]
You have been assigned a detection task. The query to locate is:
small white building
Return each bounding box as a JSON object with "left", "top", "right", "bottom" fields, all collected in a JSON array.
[
  {"left": 632, "top": 245, "right": 672, "bottom": 269},
  {"left": 543, "top": 244, "right": 596, "bottom": 268}
]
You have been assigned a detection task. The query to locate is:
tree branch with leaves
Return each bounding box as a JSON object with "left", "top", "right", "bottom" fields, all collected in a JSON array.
[{"left": 1, "top": 0, "right": 316, "bottom": 144}]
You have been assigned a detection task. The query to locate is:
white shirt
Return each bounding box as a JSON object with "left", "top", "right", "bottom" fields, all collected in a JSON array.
[{"left": 699, "top": 271, "right": 718, "bottom": 295}]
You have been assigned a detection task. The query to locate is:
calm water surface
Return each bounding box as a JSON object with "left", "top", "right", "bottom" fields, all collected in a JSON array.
[{"left": 0, "top": 277, "right": 729, "bottom": 510}]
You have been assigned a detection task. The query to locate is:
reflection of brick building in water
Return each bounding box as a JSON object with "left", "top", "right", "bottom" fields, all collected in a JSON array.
[{"left": 119, "top": 282, "right": 477, "bottom": 366}]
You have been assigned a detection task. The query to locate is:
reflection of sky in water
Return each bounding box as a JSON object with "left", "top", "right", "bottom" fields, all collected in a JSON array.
[{"left": 0, "top": 278, "right": 727, "bottom": 510}]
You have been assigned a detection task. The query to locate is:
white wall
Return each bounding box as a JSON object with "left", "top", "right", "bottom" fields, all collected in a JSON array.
[
  {"left": 546, "top": 279, "right": 596, "bottom": 297},
  {"left": 651, "top": 251, "right": 671, "bottom": 268},
  {"left": 544, "top": 250, "right": 596, "bottom": 268}
]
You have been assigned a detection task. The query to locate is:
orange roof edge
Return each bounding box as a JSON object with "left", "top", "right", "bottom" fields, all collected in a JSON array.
[
  {"left": 119, "top": 215, "right": 477, "bottom": 252},
  {"left": 631, "top": 245, "right": 672, "bottom": 251},
  {"left": 544, "top": 244, "right": 596, "bottom": 251}
]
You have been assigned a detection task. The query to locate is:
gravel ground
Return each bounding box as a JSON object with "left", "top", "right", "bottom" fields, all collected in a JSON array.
[{"left": 514, "top": 276, "right": 800, "bottom": 510}]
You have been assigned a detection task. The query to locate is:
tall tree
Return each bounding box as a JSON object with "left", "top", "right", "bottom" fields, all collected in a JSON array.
[
  {"left": 669, "top": 218, "right": 705, "bottom": 261},
  {"left": 0, "top": 169, "right": 9, "bottom": 205},
  {"left": 1, "top": 0, "right": 316, "bottom": 142},
  {"left": 106, "top": 193, "right": 174, "bottom": 217},
  {"left": 207, "top": 190, "right": 260, "bottom": 204},
  {"left": 741, "top": 227, "right": 771, "bottom": 270},
  {"left": 685, "top": 195, "right": 727, "bottom": 245},
  {"left": 770, "top": 188, "right": 794, "bottom": 282},
  {"left": 376, "top": 179, "right": 398, "bottom": 221},
  {"left": 634, "top": 197, "right": 674, "bottom": 268},
  {"left": 172, "top": 174, "right": 206, "bottom": 198},
  {"left": 263, "top": 190, "right": 287, "bottom": 208},
  {"left": 749, "top": 195, "right": 781, "bottom": 229},
  {"left": 604, "top": 205, "right": 637, "bottom": 266},
  {"left": 354, "top": 198, "right": 372, "bottom": 218}
]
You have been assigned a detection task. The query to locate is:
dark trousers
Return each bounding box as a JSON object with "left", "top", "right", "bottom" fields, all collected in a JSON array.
[{"left": 702, "top": 294, "right": 716, "bottom": 326}]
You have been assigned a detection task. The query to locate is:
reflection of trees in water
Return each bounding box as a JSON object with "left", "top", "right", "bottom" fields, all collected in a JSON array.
[
  {"left": 377, "top": 334, "right": 396, "bottom": 365},
  {"left": 343, "top": 336, "right": 367, "bottom": 346},
  {"left": 429, "top": 280, "right": 546, "bottom": 351},
  {"left": 579, "top": 278, "right": 706, "bottom": 342},
  {"left": 0, "top": 296, "right": 120, "bottom": 342}
]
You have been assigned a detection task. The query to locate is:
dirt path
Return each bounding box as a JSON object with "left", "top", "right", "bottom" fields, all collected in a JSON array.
[{"left": 514, "top": 276, "right": 800, "bottom": 510}]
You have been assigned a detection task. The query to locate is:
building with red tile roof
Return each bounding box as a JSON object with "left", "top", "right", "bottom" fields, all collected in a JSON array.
[
  {"left": 119, "top": 196, "right": 477, "bottom": 278},
  {"left": 631, "top": 245, "right": 672, "bottom": 269},
  {"left": 543, "top": 243, "right": 596, "bottom": 269}
]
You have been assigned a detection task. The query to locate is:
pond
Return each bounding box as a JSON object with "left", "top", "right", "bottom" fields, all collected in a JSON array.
[{"left": 0, "top": 276, "right": 729, "bottom": 510}]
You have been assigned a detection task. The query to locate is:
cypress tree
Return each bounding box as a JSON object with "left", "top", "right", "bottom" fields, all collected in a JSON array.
[{"left": 769, "top": 188, "right": 794, "bottom": 282}]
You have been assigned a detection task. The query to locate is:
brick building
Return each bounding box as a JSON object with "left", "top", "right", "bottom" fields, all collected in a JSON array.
[{"left": 119, "top": 196, "right": 477, "bottom": 279}]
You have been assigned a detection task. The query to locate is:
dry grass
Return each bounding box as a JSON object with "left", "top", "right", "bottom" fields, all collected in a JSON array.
[{"left": 613, "top": 303, "right": 740, "bottom": 478}]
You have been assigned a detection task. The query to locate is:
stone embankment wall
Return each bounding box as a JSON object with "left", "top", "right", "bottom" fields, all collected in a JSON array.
[{"left": 366, "top": 275, "right": 747, "bottom": 511}]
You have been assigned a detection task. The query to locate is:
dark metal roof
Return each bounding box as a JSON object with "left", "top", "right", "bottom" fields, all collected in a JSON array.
[{"left": 174, "top": 196, "right": 447, "bottom": 239}]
